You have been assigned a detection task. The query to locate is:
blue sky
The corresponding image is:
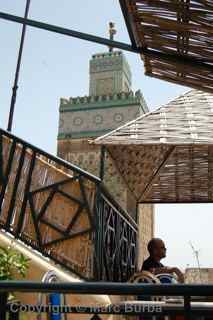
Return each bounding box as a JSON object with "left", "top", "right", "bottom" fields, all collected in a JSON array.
[{"left": 0, "top": 0, "right": 212, "bottom": 270}]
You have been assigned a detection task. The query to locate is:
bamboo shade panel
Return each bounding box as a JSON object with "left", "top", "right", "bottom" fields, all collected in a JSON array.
[
  {"left": 121, "top": 0, "right": 213, "bottom": 93},
  {"left": 94, "top": 90, "right": 213, "bottom": 203},
  {"left": 0, "top": 135, "right": 96, "bottom": 278}
]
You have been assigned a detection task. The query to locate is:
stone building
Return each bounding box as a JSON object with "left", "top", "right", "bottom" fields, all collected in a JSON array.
[
  {"left": 57, "top": 49, "right": 154, "bottom": 266},
  {"left": 185, "top": 268, "right": 213, "bottom": 284}
]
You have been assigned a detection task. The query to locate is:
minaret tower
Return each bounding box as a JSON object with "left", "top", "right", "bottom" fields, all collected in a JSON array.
[{"left": 57, "top": 23, "right": 149, "bottom": 215}]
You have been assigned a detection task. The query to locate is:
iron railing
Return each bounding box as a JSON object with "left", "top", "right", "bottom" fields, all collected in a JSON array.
[
  {"left": 96, "top": 191, "right": 137, "bottom": 281},
  {"left": 0, "top": 281, "right": 213, "bottom": 319},
  {"left": 0, "top": 128, "right": 137, "bottom": 281}
]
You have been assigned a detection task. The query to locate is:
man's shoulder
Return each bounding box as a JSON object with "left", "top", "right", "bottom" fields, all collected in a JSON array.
[
  {"left": 141, "top": 256, "right": 164, "bottom": 271},
  {"left": 142, "top": 256, "right": 153, "bottom": 270},
  {"left": 143, "top": 256, "right": 153, "bottom": 264}
]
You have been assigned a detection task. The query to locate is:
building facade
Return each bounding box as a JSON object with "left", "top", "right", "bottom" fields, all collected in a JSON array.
[{"left": 185, "top": 268, "right": 213, "bottom": 284}]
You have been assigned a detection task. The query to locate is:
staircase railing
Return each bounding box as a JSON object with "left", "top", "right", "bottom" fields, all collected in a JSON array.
[{"left": 0, "top": 128, "right": 138, "bottom": 281}]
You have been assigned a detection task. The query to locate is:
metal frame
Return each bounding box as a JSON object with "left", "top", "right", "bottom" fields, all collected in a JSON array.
[
  {"left": 1, "top": 281, "right": 213, "bottom": 319},
  {"left": 0, "top": 128, "right": 138, "bottom": 281},
  {"left": 98, "top": 192, "right": 137, "bottom": 281},
  {"left": 119, "top": 0, "right": 138, "bottom": 49},
  {"left": 1, "top": 2, "right": 212, "bottom": 133},
  {"left": 1, "top": 10, "right": 212, "bottom": 75},
  {"left": 0, "top": 128, "right": 100, "bottom": 183},
  {"left": 2, "top": 280, "right": 213, "bottom": 295},
  {"left": 0, "top": 11, "right": 213, "bottom": 72},
  {"left": 0, "top": 11, "right": 138, "bottom": 54}
]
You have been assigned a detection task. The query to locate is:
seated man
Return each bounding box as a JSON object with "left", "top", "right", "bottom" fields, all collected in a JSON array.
[{"left": 142, "top": 238, "right": 184, "bottom": 283}]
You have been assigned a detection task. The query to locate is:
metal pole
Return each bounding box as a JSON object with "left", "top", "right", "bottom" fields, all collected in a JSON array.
[
  {"left": 0, "top": 11, "right": 213, "bottom": 73},
  {"left": 7, "top": 0, "right": 31, "bottom": 132}
]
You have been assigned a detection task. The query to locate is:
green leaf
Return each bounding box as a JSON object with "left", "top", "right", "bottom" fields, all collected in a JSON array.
[{"left": 0, "top": 246, "right": 30, "bottom": 280}]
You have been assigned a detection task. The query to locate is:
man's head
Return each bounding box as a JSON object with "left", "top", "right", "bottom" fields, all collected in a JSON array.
[{"left": 147, "top": 238, "right": 166, "bottom": 261}]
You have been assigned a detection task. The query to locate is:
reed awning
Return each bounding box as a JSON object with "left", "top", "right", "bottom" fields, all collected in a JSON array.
[
  {"left": 94, "top": 90, "right": 213, "bottom": 203},
  {"left": 120, "top": 0, "right": 213, "bottom": 93}
]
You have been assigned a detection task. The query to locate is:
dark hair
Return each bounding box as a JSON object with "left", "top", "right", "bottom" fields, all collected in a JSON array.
[{"left": 147, "top": 238, "right": 162, "bottom": 254}]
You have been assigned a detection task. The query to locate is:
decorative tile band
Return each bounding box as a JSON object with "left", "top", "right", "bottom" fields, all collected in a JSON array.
[{"left": 60, "top": 90, "right": 148, "bottom": 111}]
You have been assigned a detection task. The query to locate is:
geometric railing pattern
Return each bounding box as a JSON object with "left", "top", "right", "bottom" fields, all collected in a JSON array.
[
  {"left": 0, "top": 128, "right": 137, "bottom": 281},
  {"left": 96, "top": 192, "right": 137, "bottom": 281}
]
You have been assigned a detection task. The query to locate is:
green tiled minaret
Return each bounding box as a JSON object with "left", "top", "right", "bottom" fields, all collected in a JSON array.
[
  {"left": 89, "top": 51, "right": 132, "bottom": 96},
  {"left": 58, "top": 50, "right": 148, "bottom": 140},
  {"left": 57, "top": 24, "right": 149, "bottom": 213}
]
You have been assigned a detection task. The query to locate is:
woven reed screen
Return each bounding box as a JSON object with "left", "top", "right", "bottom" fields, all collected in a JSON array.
[
  {"left": 122, "top": 0, "right": 213, "bottom": 93},
  {"left": 0, "top": 135, "right": 96, "bottom": 278},
  {"left": 94, "top": 90, "right": 213, "bottom": 203},
  {"left": 106, "top": 144, "right": 213, "bottom": 203}
]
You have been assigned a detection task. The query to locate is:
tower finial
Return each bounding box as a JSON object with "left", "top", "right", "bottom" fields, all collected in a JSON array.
[{"left": 109, "top": 22, "right": 116, "bottom": 52}]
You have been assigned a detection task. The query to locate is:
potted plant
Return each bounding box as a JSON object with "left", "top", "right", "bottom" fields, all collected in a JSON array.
[{"left": 0, "top": 245, "right": 30, "bottom": 319}]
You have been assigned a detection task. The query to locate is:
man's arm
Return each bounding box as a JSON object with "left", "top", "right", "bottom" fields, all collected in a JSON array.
[{"left": 153, "top": 267, "right": 185, "bottom": 283}]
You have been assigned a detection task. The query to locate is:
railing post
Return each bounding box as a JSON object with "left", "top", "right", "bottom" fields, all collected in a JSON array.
[
  {"left": 0, "top": 140, "right": 16, "bottom": 217},
  {"left": 184, "top": 295, "right": 191, "bottom": 320},
  {"left": 9, "top": 309, "right": 20, "bottom": 320},
  {"left": 0, "top": 134, "right": 3, "bottom": 183},
  {"left": 0, "top": 292, "right": 7, "bottom": 320},
  {"left": 5, "top": 146, "right": 26, "bottom": 230},
  {"left": 15, "top": 150, "right": 36, "bottom": 237},
  {"left": 94, "top": 185, "right": 104, "bottom": 280},
  {"left": 135, "top": 202, "right": 139, "bottom": 271},
  {"left": 115, "top": 213, "right": 121, "bottom": 281}
]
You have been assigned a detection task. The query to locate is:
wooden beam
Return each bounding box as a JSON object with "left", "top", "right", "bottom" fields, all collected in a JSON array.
[{"left": 139, "top": 146, "right": 176, "bottom": 202}]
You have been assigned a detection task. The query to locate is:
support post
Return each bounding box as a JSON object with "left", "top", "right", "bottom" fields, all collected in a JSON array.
[
  {"left": 7, "top": 0, "right": 31, "bottom": 132},
  {"left": 184, "top": 295, "right": 191, "bottom": 320},
  {"left": 135, "top": 202, "right": 139, "bottom": 270}
]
